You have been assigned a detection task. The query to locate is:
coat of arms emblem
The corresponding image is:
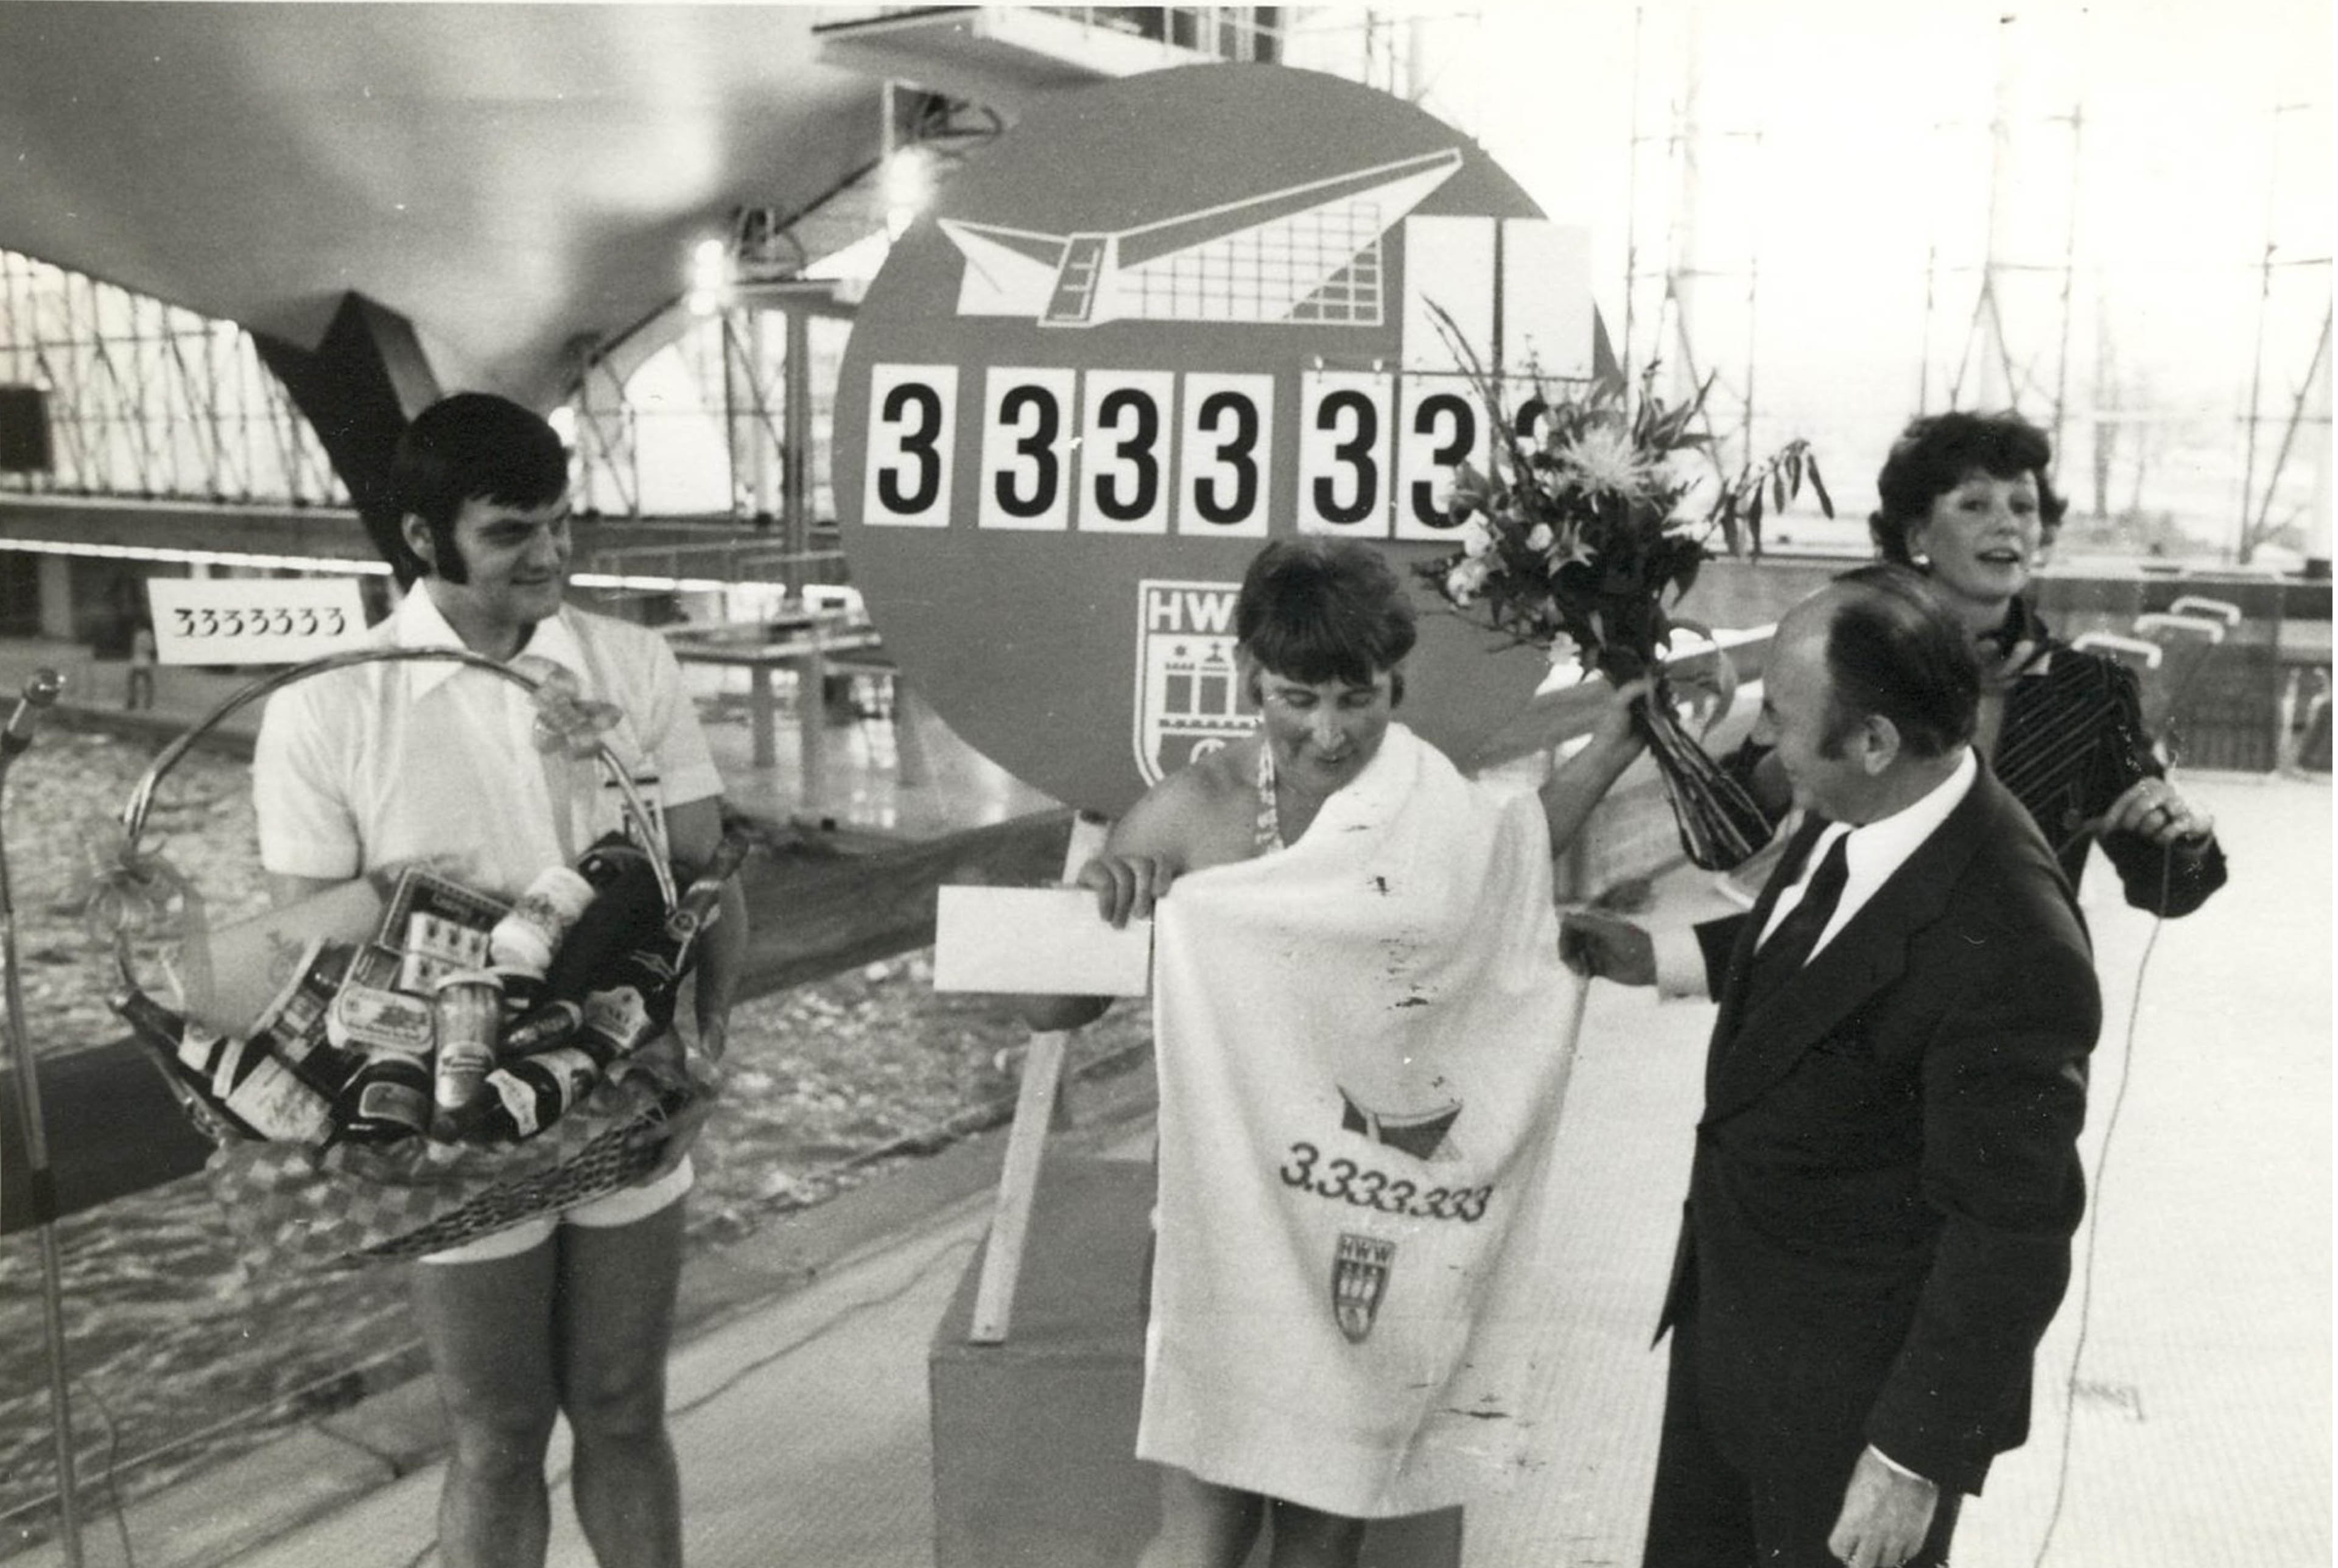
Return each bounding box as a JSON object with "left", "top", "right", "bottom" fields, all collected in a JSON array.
[
  {"left": 1331, "top": 1232, "right": 1396, "bottom": 1344},
  {"left": 1134, "top": 579, "right": 1254, "bottom": 785}
]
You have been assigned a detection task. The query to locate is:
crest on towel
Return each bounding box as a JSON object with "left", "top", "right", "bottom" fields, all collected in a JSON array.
[
  {"left": 1338, "top": 1085, "right": 1463, "bottom": 1162},
  {"left": 1332, "top": 1233, "right": 1396, "bottom": 1343},
  {"left": 1134, "top": 579, "right": 1255, "bottom": 785}
]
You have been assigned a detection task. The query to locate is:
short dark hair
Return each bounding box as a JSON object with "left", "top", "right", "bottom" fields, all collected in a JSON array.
[
  {"left": 1869, "top": 410, "right": 2069, "bottom": 566},
  {"left": 390, "top": 393, "right": 568, "bottom": 583},
  {"left": 1235, "top": 539, "right": 1416, "bottom": 697},
  {"left": 1819, "top": 563, "right": 1981, "bottom": 760}
]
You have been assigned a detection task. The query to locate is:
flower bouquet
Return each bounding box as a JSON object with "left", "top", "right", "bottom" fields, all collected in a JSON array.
[{"left": 1415, "top": 310, "right": 1831, "bottom": 870}]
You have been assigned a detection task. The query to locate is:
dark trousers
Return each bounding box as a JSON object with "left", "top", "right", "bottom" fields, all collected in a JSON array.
[{"left": 1642, "top": 1311, "right": 1962, "bottom": 1568}]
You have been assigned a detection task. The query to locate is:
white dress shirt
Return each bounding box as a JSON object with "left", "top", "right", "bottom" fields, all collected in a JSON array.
[
  {"left": 1655, "top": 750, "right": 1979, "bottom": 997},
  {"left": 254, "top": 588, "right": 721, "bottom": 899}
]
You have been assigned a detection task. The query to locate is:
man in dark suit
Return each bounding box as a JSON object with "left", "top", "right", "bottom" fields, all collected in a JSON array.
[{"left": 1564, "top": 565, "right": 2101, "bottom": 1568}]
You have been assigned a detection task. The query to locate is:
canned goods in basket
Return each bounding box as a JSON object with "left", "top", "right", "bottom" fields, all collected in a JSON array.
[
  {"left": 430, "top": 969, "right": 504, "bottom": 1114},
  {"left": 329, "top": 983, "right": 436, "bottom": 1056}
]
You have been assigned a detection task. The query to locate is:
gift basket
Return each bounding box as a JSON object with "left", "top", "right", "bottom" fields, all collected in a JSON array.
[{"left": 94, "top": 647, "right": 748, "bottom": 1268}]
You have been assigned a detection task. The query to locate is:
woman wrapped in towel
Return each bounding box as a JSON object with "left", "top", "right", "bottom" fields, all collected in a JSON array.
[{"left": 1023, "top": 539, "right": 1648, "bottom": 1568}]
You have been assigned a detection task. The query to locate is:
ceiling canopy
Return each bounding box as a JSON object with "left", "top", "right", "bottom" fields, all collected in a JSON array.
[{"left": 0, "top": 3, "right": 900, "bottom": 405}]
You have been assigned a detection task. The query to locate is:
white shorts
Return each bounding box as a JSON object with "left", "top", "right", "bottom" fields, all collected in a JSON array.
[{"left": 415, "top": 1155, "right": 695, "bottom": 1265}]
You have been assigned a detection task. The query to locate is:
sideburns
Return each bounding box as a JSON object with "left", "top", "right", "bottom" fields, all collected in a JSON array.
[{"left": 426, "top": 524, "right": 471, "bottom": 585}]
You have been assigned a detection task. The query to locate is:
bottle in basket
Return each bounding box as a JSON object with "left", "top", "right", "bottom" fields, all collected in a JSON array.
[
  {"left": 575, "top": 911, "right": 702, "bottom": 1062},
  {"left": 314, "top": 971, "right": 429, "bottom": 1139},
  {"left": 544, "top": 834, "right": 698, "bottom": 1062},
  {"left": 113, "top": 988, "right": 258, "bottom": 1140},
  {"left": 475, "top": 1043, "right": 604, "bottom": 1141},
  {"left": 493, "top": 965, "right": 549, "bottom": 1026},
  {"left": 249, "top": 939, "right": 368, "bottom": 1102},
  {"left": 343, "top": 1048, "right": 433, "bottom": 1141},
  {"left": 114, "top": 985, "right": 335, "bottom": 1144},
  {"left": 489, "top": 866, "right": 595, "bottom": 978},
  {"left": 463, "top": 999, "right": 595, "bottom": 1141},
  {"left": 430, "top": 969, "right": 504, "bottom": 1132},
  {"left": 209, "top": 1034, "right": 337, "bottom": 1144},
  {"left": 544, "top": 840, "right": 667, "bottom": 1004},
  {"left": 504, "top": 999, "right": 586, "bottom": 1055},
  {"left": 578, "top": 965, "right": 669, "bottom": 1061}
]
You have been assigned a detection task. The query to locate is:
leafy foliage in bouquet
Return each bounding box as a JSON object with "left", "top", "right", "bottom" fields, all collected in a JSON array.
[
  {"left": 1417, "top": 304, "right": 1833, "bottom": 687},
  {"left": 1413, "top": 304, "right": 1835, "bottom": 873}
]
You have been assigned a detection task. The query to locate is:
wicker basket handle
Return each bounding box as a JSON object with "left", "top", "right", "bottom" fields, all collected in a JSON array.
[{"left": 116, "top": 644, "right": 680, "bottom": 929}]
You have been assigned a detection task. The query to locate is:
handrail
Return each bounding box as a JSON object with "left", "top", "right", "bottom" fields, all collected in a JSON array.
[
  {"left": 2071, "top": 632, "right": 2166, "bottom": 669},
  {"left": 2168, "top": 595, "right": 2245, "bottom": 627},
  {"left": 2135, "top": 612, "right": 2229, "bottom": 645},
  {"left": 578, "top": 542, "right": 849, "bottom": 588},
  {"left": 585, "top": 541, "right": 843, "bottom": 568}
]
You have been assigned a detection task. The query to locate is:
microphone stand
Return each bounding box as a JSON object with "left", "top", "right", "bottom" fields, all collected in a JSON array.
[{"left": 1, "top": 668, "right": 83, "bottom": 1567}]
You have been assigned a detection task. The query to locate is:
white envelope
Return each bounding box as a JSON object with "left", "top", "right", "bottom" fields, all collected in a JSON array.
[{"left": 931, "top": 886, "right": 1152, "bottom": 996}]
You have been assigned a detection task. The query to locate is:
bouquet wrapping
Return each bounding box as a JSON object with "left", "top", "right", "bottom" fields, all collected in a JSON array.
[{"left": 1414, "top": 320, "right": 1830, "bottom": 871}]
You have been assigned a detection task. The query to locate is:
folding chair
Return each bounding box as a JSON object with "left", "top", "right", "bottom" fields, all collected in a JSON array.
[
  {"left": 2094, "top": 597, "right": 2238, "bottom": 765},
  {"left": 2068, "top": 631, "right": 2168, "bottom": 729}
]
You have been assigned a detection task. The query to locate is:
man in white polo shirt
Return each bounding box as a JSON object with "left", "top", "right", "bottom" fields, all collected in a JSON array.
[
  {"left": 1564, "top": 565, "right": 2099, "bottom": 1568},
  {"left": 253, "top": 392, "right": 743, "bottom": 1568}
]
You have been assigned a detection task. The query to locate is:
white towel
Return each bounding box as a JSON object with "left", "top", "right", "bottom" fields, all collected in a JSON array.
[{"left": 1137, "top": 722, "right": 1582, "bottom": 1518}]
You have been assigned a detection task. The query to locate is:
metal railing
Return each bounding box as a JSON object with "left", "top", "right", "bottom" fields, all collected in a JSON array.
[
  {"left": 575, "top": 542, "right": 850, "bottom": 593},
  {"left": 813, "top": 6, "right": 1287, "bottom": 65},
  {"left": 1031, "top": 6, "right": 1285, "bottom": 62}
]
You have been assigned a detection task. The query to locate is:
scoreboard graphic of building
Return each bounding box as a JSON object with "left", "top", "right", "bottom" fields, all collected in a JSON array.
[{"left": 939, "top": 148, "right": 1462, "bottom": 329}]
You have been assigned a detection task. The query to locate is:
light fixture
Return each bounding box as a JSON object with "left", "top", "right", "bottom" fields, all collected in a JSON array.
[
  {"left": 883, "top": 145, "right": 932, "bottom": 239},
  {"left": 685, "top": 235, "right": 732, "bottom": 316}
]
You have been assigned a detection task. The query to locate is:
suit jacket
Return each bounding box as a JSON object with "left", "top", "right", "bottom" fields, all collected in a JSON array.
[{"left": 1660, "top": 761, "right": 2101, "bottom": 1496}]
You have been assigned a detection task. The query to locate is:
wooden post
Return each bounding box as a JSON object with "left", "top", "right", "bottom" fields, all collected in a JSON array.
[
  {"left": 748, "top": 663, "right": 776, "bottom": 769},
  {"left": 968, "top": 810, "right": 1113, "bottom": 1345},
  {"left": 893, "top": 678, "right": 933, "bottom": 789},
  {"left": 797, "top": 633, "right": 829, "bottom": 815},
  {"left": 1546, "top": 965, "right": 1592, "bottom": 1141}
]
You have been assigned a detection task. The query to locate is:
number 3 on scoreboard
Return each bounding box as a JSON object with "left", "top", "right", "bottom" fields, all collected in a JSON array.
[
  {"left": 1078, "top": 370, "right": 1176, "bottom": 535},
  {"left": 1175, "top": 373, "right": 1271, "bottom": 538},
  {"left": 978, "top": 367, "right": 1076, "bottom": 531},
  {"left": 1298, "top": 371, "right": 1394, "bottom": 538},
  {"left": 864, "top": 365, "right": 960, "bottom": 527},
  {"left": 1393, "top": 380, "right": 1484, "bottom": 542}
]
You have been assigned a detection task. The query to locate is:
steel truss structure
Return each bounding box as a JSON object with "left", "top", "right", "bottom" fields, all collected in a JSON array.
[
  {"left": 0, "top": 248, "right": 344, "bottom": 508},
  {"left": 1624, "top": 4, "right": 2328, "bottom": 565}
]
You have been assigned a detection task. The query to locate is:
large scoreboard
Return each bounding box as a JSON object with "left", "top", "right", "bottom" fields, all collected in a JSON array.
[{"left": 837, "top": 65, "right": 1598, "bottom": 816}]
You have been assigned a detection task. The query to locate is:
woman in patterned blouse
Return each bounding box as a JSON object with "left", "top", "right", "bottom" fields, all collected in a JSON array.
[{"left": 1738, "top": 411, "right": 2226, "bottom": 916}]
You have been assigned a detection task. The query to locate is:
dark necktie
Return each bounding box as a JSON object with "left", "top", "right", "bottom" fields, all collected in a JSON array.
[{"left": 1740, "top": 828, "right": 1852, "bottom": 1017}]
